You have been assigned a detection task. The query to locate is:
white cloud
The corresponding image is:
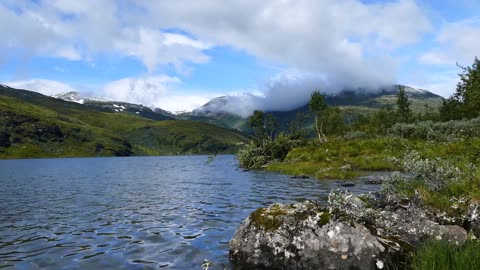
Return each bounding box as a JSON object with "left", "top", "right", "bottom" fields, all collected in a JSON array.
[
  {"left": 419, "top": 19, "right": 480, "bottom": 65},
  {"left": 102, "top": 75, "right": 216, "bottom": 112},
  {"left": 3, "top": 79, "right": 77, "bottom": 96},
  {"left": 136, "top": 0, "right": 431, "bottom": 88},
  {"left": 1, "top": 0, "right": 432, "bottom": 88},
  {"left": 0, "top": 1, "right": 211, "bottom": 72},
  {"left": 114, "top": 28, "right": 211, "bottom": 73}
]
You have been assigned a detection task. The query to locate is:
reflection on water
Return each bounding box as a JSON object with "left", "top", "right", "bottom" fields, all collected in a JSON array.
[{"left": 0, "top": 155, "right": 380, "bottom": 269}]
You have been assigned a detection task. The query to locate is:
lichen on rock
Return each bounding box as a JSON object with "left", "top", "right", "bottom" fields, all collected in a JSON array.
[{"left": 229, "top": 191, "right": 468, "bottom": 269}]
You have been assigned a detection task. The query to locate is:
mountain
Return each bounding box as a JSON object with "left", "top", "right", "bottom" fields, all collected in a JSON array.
[
  {"left": 0, "top": 85, "right": 250, "bottom": 159},
  {"left": 182, "top": 85, "right": 444, "bottom": 132},
  {"left": 53, "top": 91, "right": 175, "bottom": 120}
]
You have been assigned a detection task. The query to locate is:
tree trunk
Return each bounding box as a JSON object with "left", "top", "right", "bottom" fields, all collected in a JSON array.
[
  {"left": 320, "top": 121, "right": 327, "bottom": 142},
  {"left": 315, "top": 116, "right": 327, "bottom": 143},
  {"left": 315, "top": 116, "right": 322, "bottom": 143}
]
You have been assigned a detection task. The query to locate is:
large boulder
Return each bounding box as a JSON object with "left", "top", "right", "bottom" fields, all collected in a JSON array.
[
  {"left": 229, "top": 202, "right": 388, "bottom": 269},
  {"left": 229, "top": 196, "right": 468, "bottom": 270}
]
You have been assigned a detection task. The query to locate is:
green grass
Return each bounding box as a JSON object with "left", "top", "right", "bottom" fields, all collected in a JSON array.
[
  {"left": 266, "top": 137, "right": 480, "bottom": 179},
  {"left": 411, "top": 240, "right": 480, "bottom": 270}
]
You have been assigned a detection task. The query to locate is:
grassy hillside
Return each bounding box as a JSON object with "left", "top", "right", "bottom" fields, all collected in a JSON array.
[
  {"left": 0, "top": 87, "right": 250, "bottom": 159},
  {"left": 0, "top": 96, "right": 132, "bottom": 158},
  {"left": 124, "top": 120, "right": 249, "bottom": 155}
]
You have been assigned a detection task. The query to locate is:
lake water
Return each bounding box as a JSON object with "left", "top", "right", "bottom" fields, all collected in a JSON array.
[{"left": 0, "top": 155, "right": 381, "bottom": 269}]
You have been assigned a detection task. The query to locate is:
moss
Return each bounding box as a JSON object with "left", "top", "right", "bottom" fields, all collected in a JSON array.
[
  {"left": 318, "top": 211, "right": 331, "bottom": 226},
  {"left": 250, "top": 205, "right": 288, "bottom": 232}
]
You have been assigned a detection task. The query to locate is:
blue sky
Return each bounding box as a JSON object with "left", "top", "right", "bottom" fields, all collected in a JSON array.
[{"left": 1, "top": 0, "right": 479, "bottom": 112}]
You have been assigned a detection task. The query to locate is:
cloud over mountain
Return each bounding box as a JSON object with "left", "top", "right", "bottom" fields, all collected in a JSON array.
[{"left": 1, "top": 1, "right": 477, "bottom": 113}]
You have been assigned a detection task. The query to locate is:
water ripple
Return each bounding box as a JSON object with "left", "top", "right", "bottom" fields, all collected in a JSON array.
[{"left": 0, "top": 155, "right": 381, "bottom": 269}]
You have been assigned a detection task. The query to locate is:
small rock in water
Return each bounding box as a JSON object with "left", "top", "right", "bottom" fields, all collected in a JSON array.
[
  {"left": 291, "top": 174, "right": 309, "bottom": 179},
  {"left": 365, "top": 177, "right": 384, "bottom": 185},
  {"left": 340, "top": 182, "right": 355, "bottom": 187}
]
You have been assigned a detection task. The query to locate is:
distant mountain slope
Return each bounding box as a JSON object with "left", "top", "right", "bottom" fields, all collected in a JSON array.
[
  {"left": 182, "top": 85, "right": 443, "bottom": 132},
  {"left": 0, "top": 86, "right": 250, "bottom": 159},
  {"left": 0, "top": 95, "right": 133, "bottom": 158}
]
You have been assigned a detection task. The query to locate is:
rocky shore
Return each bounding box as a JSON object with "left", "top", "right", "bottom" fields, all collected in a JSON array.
[{"left": 229, "top": 190, "right": 477, "bottom": 269}]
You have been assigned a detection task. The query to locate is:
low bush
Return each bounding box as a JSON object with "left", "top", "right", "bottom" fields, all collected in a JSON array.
[
  {"left": 388, "top": 118, "right": 480, "bottom": 141},
  {"left": 237, "top": 133, "right": 307, "bottom": 168}
]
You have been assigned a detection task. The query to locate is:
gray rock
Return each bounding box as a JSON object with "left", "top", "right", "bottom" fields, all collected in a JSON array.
[
  {"left": 468, "top": 203, "right": 480, "bottom": 236},
  {"left": 340, "top": 164, "right": 352, "bottom": 171},
  {"left": 339, "top": 182, "right": 356, "bottom": 187},
  {"left": 230, "top": 197, "right": 468, "bottom": 270},
  {"left": 229, "top": 202, "right": 388, "bottom": 270}
]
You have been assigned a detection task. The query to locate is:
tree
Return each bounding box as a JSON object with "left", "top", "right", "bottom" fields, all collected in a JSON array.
[
  {"left": 371, "top": 105, "right": 397, "bottom": 134},
  {"left": 248, "top": 110, "right": 265, "bottom": 139},
  {"left": 309, "top": 91, "right": 328, "bottom": 142},
  {"left": 439, "top": 98, "right": 463, "bottom": 121},
  {"left": 264, "top": 114, "right": 278, "bottom": 139},
  {"left": 420, "top": 103, "right": 440, "bottom": 122},
  {"left": 453, "top": 57, "right": 480, "bottom": 119},
  {"left": 323, "top": 107, "right": 346, "bottom": 135},
  {"left": 396, "top": 85, "right": 412, "bottom": 123}
]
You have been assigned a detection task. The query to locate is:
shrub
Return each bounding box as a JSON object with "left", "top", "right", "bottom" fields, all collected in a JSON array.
[
  {"left": 388, "top": 118, "right": 480, "bottom": 141},
  {"left": 237, "top": 132, "right": 307, "bottom": 168},
  {"left": 403, "top": 151, "right": 463, "bottom": 191}
]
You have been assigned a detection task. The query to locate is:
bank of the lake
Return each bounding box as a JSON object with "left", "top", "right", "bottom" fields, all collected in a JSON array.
[
  {"left": 233, "top": 135, "right": 480, "bottom": 269},
  {"left": 265, "top": 137, "right": 480, "bottom": 180}
]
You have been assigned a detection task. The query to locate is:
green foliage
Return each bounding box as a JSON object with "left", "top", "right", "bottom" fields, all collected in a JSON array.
[
  {"left": 309, "top": 91, "right": 327, "bottom": 114},
  {"left": 455, "top": 57, "right": 480, "bottom": 118},
  {"left": 439, "top": 98, "right": 463, "bottom": 121},
  {"left": 369, "top": 106, "right": 398, "bottom": 134},
  {"left": 265, "top": 113, "right": 278, "bottom": 139},
  {"left": 322, "top": 107, "right": 346, "bottom": 135},
  {"left": 419, "top": 103, "right": 440, "bottom": 122},
  {"left": 265, "top": 134, "right": 480, "bottom": 180},
  {"left": 267, "top": 137, "right": 408, "bottom": 179},
  {"left": 411, "top": 240, "right": 480, "bottom": 270},
  {"left": 248, "top": 110, "right": 266, "bottom": 139},
  {"left": 396, "top": 85, "right": 413, "bottom": 123},
  {"left": 309, "top": 91, "right": 328, "bottom": 142},
  {"left": 388, "top": 117, "right": 480, "bottom": 141},
  {"left": 237, "top": 132, "right": 307, "bottom": 168},
  {"left": 440, "top": 57, "right": 480, "bottom": 120},
  {"left": 380, "top": 150, "right": 480, "bottom": 223}
]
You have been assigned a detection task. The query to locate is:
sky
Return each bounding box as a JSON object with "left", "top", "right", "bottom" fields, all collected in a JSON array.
[{"left": 1, "top": 0, "right": 479, "bottom": 113}]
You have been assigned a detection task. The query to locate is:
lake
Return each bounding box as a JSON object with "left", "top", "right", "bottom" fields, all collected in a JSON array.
[{"left": 0, "top": 155, "right": 380, "bottom": 269}]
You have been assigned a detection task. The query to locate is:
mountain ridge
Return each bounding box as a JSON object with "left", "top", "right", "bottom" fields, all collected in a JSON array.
[
  {"left": 181, "top": 84, "right": 444, "bottom": 132},
  {"left": 0, "top": 85, "right": 250, "bottom": 159}
]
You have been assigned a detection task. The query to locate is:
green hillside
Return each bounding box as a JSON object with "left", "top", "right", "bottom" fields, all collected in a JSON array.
[{"left": 0, "top": 86, "right": 250, "bottom": 159}]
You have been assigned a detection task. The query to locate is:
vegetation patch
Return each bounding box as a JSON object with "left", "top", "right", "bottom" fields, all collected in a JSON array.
[
  {"left": 411, "top": 240, "right": 480, "bottom": 270},
  {"left": 249, "top": 204, "right": 289, "bottom": 232}
]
